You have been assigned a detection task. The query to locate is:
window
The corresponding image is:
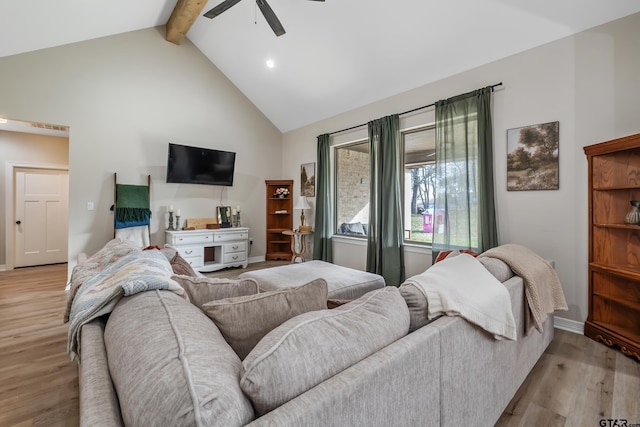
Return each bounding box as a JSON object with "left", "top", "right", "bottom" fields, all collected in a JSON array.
[
  {"left": 403, "top": 126, "right": 436, "bottom": 244},
  {"left": 334, "top": 140, "right": 370, "bottom": 237}
]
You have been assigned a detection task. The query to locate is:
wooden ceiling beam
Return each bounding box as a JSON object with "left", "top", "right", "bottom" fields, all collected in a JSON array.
[{"left": 166, "top": 0, "right": 207, "bottom": 45}]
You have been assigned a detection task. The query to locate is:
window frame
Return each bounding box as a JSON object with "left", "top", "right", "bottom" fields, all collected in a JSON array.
[
  {"left": 402, "top": 124, "right": 436, "bottom": 246},
  {"left": 333, "top": 138, "right": 369, "bottom": 239},
  {"left": 329, "top": 121, "right": 437, "bottom": 245}
]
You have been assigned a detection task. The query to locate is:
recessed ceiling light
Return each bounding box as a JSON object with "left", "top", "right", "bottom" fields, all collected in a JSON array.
[{"left": 266, "top": 59, "right": 275, "bottom": 69}]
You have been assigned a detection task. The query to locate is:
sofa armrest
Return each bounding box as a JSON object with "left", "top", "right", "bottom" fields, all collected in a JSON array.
[
  {"left": 248, "top": 324, "right": 441, "bottom": 427},
  {"left": 79, "top": 320, "right": 123, "bottom": 427}
]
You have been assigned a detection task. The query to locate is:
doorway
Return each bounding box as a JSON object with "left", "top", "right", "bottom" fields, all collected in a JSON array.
[
  {"left": 1, "top": 118, "right": 70, "bottom": 270},
  {"left": 14, "top": 167, "right": 69, "bottom": 267}
]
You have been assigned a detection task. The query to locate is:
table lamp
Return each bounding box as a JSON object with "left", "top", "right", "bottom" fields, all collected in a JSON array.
[{"left": 293, "top": 196, "right": 312, "bottom": 232}]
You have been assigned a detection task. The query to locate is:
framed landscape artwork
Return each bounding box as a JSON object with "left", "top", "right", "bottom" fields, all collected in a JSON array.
[
  {"left": 507, "top": 121, "right": 559, "bottom": 191},
  {"left": 301, "top": 162, "right": 315, "bottom": 197}
]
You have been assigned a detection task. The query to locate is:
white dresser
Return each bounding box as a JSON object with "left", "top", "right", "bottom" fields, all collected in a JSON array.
[{"left": 165, "top": 227, "right": 249, "bottom": 272}]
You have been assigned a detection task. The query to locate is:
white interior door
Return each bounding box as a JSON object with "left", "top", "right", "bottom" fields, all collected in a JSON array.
[{"left": 14, "top": 168, "right": 69, "bottom": 267}]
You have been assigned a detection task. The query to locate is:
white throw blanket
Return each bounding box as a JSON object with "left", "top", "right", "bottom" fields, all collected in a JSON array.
[
  {"left": 403, "top": 253, "right": 516, "bottom": 340},
  {"left": 479, "top": 243, "right": 568, "bottom": 334},
  {"left": 115, "top": 225, "right": 150, "bottom": 248}
]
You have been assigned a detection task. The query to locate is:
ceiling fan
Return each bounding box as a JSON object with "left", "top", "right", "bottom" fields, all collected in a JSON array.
[{"left": 203, "top": 0, "right": 324, "bottom": 37}]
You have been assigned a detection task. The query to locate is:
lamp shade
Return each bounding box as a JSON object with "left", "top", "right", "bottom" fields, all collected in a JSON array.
[{"left": 293, "top": 196, "right": 311, "bottom": 210}]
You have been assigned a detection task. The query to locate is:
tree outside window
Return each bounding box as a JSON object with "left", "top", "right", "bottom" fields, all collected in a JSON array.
[{"left": 403, "top": 126, "right": 436, "bottom": 244}]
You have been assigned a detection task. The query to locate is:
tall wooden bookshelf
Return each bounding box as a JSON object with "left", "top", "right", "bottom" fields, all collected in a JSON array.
[
  {"left": 265, "top": 180, "right": 293, "bottom": 260},
  {"left": 583, "top": 133, "right": 640, "bottom": 361}
]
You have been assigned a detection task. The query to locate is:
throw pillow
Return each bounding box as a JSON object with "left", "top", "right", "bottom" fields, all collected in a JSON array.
[
  {"left": 159, "top": 247, "right": 199, "bottom": 277},
  {"left": 434, "top": 249, "right": 478, "bottom": 263},
  {"left": 172, "top": 275, "right": 259, "bottom": 309},
  {"left": 477, "top": 256, "right": 514, "bottom": 283},
  {"left": 170, "top": 252, "right": 198, "bottom": 277},
  {"left": 202, "top": 279, "right": 328, "bottom": 360},
  {"left": 399, "top": 283, "right": 441, "bottom": 333},
  {"left": 240, "top": 286, "right": 410, "bottom": 415}
]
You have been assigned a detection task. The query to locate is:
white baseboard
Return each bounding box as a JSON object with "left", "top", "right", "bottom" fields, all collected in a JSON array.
[
  {"left": 0, "top": 264, "right": 5, "bottom": 271},
  {"left": 248, "top": 256, "right": 266, "bottom": 264},
  {"left": 554, "top": 316, "right": 584, "bottom": 335}
]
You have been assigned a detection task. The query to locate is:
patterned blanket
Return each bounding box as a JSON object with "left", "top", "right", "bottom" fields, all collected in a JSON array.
[
  {"left": 479, "top": 244, "right": 568, "bottom": 334},
  {"left": 66, "top": 248, "right": 185, "bottom": 361},
  {"left": 64, "top": 239, "right": 139, "bottom": 322}
]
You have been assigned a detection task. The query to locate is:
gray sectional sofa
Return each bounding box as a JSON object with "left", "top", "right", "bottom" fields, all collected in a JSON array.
[{"left": 76, "top": 248, "right": 554, "bottom": 427}]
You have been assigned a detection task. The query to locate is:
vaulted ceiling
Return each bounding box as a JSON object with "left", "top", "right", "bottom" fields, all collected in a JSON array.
[{"left": 2, "top": 1, "right": 640, "bottom": 132}]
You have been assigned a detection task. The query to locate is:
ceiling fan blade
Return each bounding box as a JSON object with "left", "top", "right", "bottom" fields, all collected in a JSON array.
[
  {"left": 204, "top": 0, "right": 242, "bottom": 19},
  {"left": 256, "top": 0, "right": 286, "bottom": 36}
]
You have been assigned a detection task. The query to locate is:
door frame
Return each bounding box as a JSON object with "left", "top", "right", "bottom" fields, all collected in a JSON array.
[{"left": 4, "top": 161, "right": 69, "bottom": 271}]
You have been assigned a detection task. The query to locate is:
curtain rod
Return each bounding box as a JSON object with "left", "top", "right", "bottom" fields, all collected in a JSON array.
[{"left": 327, "top": 82, "right": 503, "bottom": 136}]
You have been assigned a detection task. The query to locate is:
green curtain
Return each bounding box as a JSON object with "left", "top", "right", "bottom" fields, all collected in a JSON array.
[
  {"left": 366, "top": 115, "right": 405, "bottom": 286},
  {"left": 313, "top": 133, "right": 333, "bottom": 262},
  {"left": 432, "top": 86, "right": 498, "bottom": 260}
]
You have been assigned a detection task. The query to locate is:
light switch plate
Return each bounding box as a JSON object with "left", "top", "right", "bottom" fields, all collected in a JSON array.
[{"left": 87, "top": 202, "right": 94, "bottom": 211}]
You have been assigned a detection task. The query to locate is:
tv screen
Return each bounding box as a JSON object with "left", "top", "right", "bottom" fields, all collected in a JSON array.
[{"left": 166, "top": 143, "right": 236, "bottom": 186}]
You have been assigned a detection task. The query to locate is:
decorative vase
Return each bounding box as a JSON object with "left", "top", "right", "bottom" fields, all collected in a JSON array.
[{"left": 624, "top": 200, "right": 640, "bottom": 225}]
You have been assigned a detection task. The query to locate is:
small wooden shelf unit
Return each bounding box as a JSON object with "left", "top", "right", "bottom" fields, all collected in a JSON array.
[
  {"left": 583, "top": 132, "right": 640, "bottom": 361},
  {"left": 265, "top": 180, "right": 293, "bottom": 260}
]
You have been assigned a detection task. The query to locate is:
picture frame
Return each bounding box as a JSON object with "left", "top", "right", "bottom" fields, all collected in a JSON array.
[
  {"left": 301, "top": 162, "right": 315, "bottom": 197},
  {"left": 507, "top": 121, "right": 559, "bottom": 191},
  {"left": 216, "top": 206, "right": 232, "bottom": 228}
]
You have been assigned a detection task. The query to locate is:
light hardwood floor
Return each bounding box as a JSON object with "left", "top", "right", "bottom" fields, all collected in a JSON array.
[{"left": 0, "top": 263, "right": 638, "bottom": 426}]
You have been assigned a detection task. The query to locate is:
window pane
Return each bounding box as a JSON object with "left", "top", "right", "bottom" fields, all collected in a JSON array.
[
  {"left": 335, "top": 141, "right": 369, "bottom": 236},
  {"left": 403, "top": 127, "right": 436, "bottom": 244}
]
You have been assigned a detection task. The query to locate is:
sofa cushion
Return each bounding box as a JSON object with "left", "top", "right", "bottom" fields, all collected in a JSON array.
[
  {"left": 399, "top": 283, "right": 441, "bottom": 333},
  {"left": 202, "top": 279, "right": 328, "bottom": 360},
  {"left": 172, "top": 274, "right": 259, "bottom": 309},
  {"left": 104, "top": 290, "right": 254, "bottom": 427},
  {"left": 478, "top": 256, "right": 514, "bottom": 283},
  {"left": 240, "top": 286, "right": 410, "bottom": 415}
]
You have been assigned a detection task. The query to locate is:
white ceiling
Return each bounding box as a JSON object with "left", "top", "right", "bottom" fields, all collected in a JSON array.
[{"left": 2, "top": 1, "right": 640, "bottom": 133}]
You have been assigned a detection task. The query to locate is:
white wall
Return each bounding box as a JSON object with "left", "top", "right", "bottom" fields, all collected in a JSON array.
[
  {"left": 282, "top": 12, "right": 640, "bottom": 324},
  {"left": 0, "top": 131, "right": 69, "bottom": 267},
  {"left": 0, "top": 27, "right": 283, "bottom": 274}
]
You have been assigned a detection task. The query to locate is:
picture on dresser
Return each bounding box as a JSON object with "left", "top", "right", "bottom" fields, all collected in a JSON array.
[
  {"left": 217, "top": 206, "right": 232, "bottom": 227},
  {"left": 507, "top": 121, "right": 559, "bottom": 191}
]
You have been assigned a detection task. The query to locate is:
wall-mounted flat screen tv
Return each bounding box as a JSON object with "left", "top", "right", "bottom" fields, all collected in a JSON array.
[{"left": 166, "top": 143, "right": 236, "bottom": 186}]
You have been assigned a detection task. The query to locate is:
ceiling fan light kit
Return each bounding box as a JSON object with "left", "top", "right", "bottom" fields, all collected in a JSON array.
[{"left": 204, "top": 0, "right": 325, "bottom": 37}]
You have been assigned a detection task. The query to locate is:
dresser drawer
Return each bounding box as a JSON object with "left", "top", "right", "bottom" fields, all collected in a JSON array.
[
  {"left": 224, "top": 241, "right": 247, "bottom": 253},
  {"left": 175, "top": 245, "right": 203, "bottom": 259},
  {"left": 183, "top": 256, "right": 203, "bottom": 269},
  {"left": 214, "top": 231, "right": 249, "bottom": 243},
  {"left": 169, "top": 233, "right": 213, "bottom": 246},
  {"left": 223, "top": 252, "right": 247, "bottom": 264}
]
